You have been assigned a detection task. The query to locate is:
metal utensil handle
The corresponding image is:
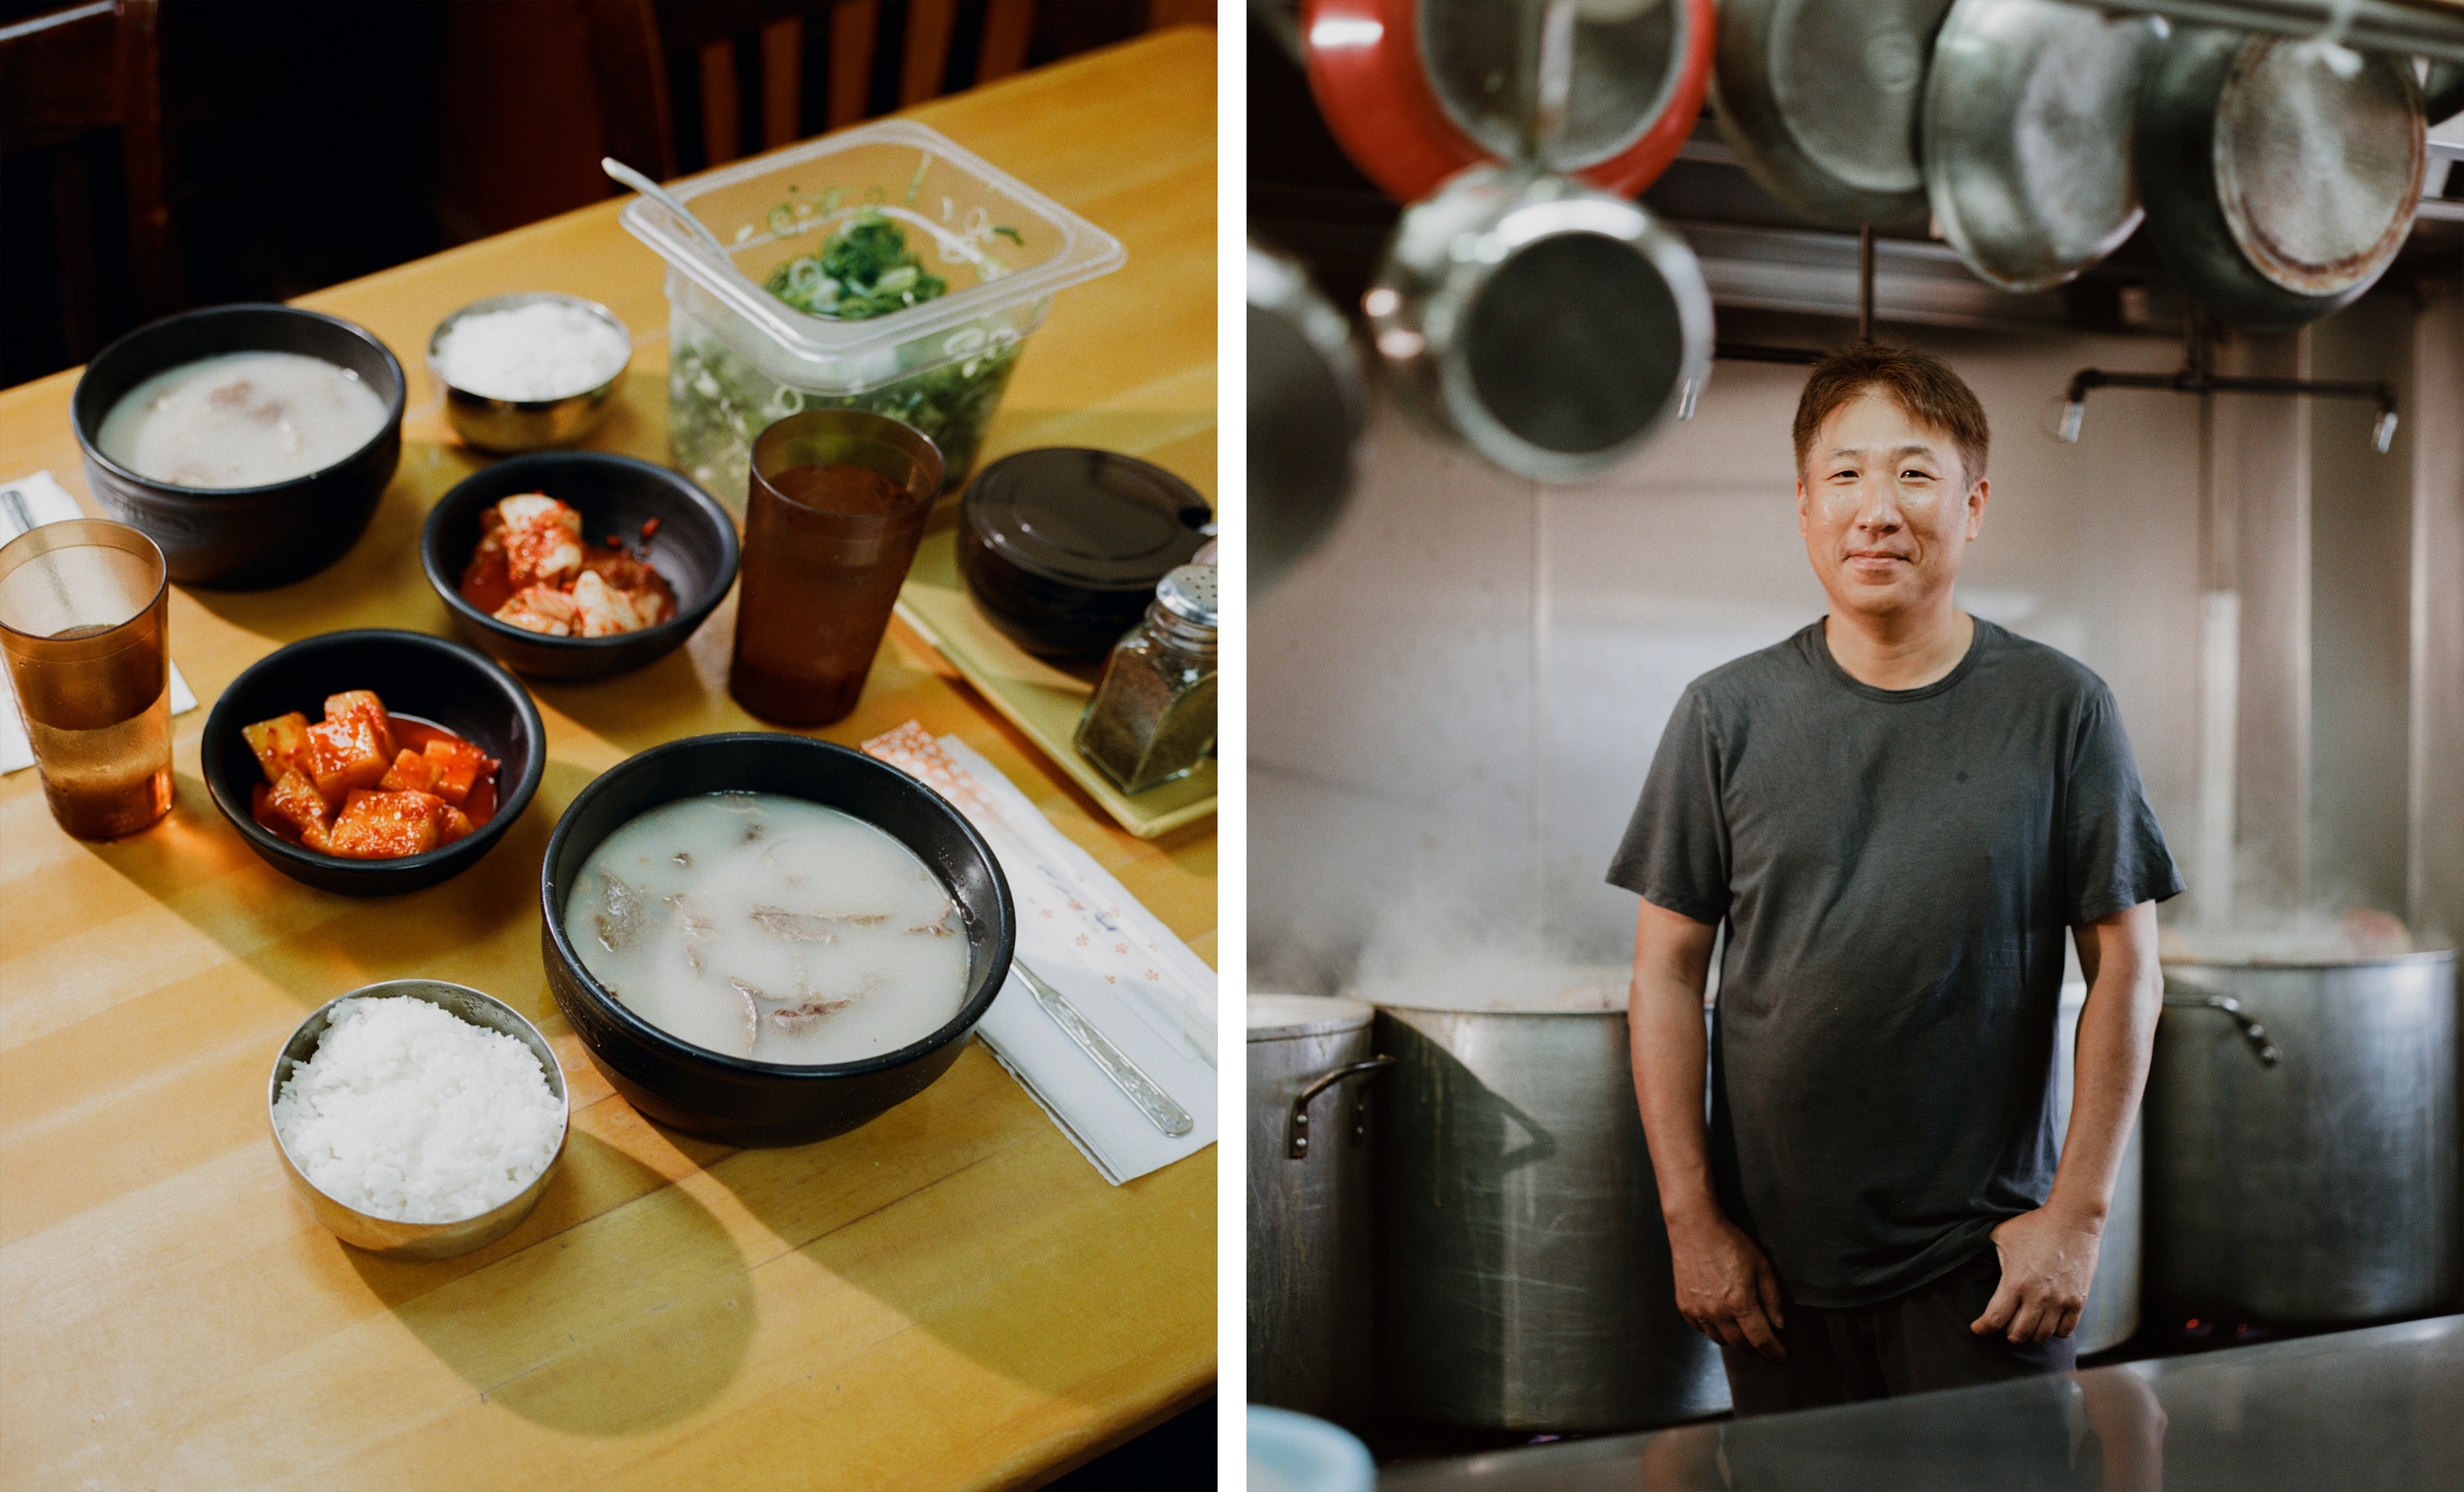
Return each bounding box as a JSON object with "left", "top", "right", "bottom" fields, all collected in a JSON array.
[
  {"left": 1519, "top": 0, "right": 1579, "bottom": 162},
  {"left": 2163, "top": 991, "right": 2284, "bottom": 1067},
  {"left": 1287, "top": 1056, "right": 1397, "bottom": 1158},
  {"left": 1016, "top": 962, "right": 1193, "bottom": 1138}
]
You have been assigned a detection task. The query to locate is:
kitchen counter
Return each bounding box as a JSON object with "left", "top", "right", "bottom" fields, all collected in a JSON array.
[
  {"left": 0, "top": 29, "right": 1215, "bottom": 1492},
  {"left": 1379, "top": 1315, "right": 2464, "bottom": 1491}
]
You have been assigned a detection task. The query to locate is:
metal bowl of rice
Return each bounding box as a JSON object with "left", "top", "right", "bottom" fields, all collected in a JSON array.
[
  {"left": 427, "top": 291, "right": 632, "bottom": 453},
  {"left": 268, "top": 978, "right": 570, "bottom": 1260}
]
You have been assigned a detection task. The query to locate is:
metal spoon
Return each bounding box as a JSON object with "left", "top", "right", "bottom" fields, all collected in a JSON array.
[
  {"left": 600, "top": 156, "right": 737, "bottom": 266},
  {"left": 1015, "top": 959, "right": 1194, "bottom": 1138}
]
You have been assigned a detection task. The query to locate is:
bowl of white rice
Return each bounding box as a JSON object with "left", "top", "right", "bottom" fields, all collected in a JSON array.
[
  {"left": 268, "top": 979, "right": 569, "bottom": 1259},
  {"left": 427, "top": 292, "right": 632, "bottom": 453}
]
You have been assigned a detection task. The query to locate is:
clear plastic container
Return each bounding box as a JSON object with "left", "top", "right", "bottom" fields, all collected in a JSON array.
[{"left": 620, "top": 119, "right": 1126, "bottom": 510}]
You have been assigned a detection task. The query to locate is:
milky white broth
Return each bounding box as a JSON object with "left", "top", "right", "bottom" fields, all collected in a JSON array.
[
  {"left": 566, "top": 792, "right": 970, "bottom": 1064},
  {"left": 96, "top": 351, "right": 389, "bottom": 489}
]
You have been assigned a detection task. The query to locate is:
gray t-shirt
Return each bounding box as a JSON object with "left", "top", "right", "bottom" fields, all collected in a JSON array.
[{"left": 1607, "top": 618, "right": 2182, "bottom": 1308}]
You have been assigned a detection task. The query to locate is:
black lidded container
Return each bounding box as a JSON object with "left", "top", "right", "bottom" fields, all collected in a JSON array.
[
  {"left": 956, "top": 448, "right": 1213, "bottom": 659},
  {"left": 71, "top": 304, "right": 407, "bottom": 590},
  {"left": 539, "top": 732, "right": 1016, "bottom": 1148}
]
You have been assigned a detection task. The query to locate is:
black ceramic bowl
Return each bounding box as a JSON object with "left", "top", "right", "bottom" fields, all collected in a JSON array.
[
  {"left": 421, "top": 452, "right": 739, "bottom": 682},
  {"left": 957, "top": 448, "right": 1214, "bottom": 659},
  {"left": 539, "top": 732, "right": 1016, "bottom": 1147},
  {"left": 202, "top": 629, "right": 546, "bottom": 895},
  {"left": 71, "top": 304, "right": 407, "bottom": 590}
]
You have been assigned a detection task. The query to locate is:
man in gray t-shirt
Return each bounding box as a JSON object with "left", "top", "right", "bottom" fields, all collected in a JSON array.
[{"left": 1608, "top": 345, "right": 2181, "bottom": 1415}]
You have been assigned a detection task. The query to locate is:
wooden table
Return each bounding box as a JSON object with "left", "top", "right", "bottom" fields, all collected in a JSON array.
[{"left": 0, "top": 30, "right": 1216, "bottom": 1492}]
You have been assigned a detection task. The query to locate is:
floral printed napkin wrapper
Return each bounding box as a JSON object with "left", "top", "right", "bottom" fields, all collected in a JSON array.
[{"left": 863, "top": 721, "right": 1216, "bottom": 1185}]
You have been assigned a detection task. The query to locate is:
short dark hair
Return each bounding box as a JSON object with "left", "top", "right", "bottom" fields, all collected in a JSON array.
[{"left": 1791, "top": 342, "right": 1989, "bottom": 490}]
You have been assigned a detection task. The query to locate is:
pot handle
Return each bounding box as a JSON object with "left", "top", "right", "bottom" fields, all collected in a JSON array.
[
  {"left": 1288, "top": 1056, "right": 1396, "bottom": 1158},
  {"left": 2162, "top": 983, "right": 2283, "bottom": 1067}
]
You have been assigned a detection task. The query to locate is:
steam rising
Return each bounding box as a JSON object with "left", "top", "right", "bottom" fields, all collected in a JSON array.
[{"left": 2163, "top": 904, "right": 2441, "bottom": 965}]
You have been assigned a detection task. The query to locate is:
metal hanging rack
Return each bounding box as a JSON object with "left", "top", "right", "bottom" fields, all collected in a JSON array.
[
  {"left": 1712, "top": 224, "right": 1878, "bottom": 365},
  {"left": 2089, "top": 0, "right": 2464, "bottom": 66}
]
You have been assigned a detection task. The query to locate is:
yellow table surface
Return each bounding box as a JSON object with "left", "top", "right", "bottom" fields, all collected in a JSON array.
[{"left": 0, "top": 30, "right": 1216, "bottom": 1492}]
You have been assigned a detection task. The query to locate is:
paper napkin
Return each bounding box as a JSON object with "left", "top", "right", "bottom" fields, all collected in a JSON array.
[
  {"left": 863, "top": 721, "right": 1216, "bottom": 1185},
  {"left": 1, "top": 472, "right": 198, "bottom": 774}
]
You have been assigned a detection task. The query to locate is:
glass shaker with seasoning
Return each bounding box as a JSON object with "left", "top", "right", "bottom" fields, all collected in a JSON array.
[{"left": 1074, "top": 564, "right": 1216, "bottom": 794}]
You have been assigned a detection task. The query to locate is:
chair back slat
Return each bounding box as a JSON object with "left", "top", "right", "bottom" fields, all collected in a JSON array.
[
  {"left": 697, "top": 39, "right": 742, "bottom": 167},
  {"left": 582, "top": 2, "right": 1204, "bottom": 182},
  {"left": 1, "top": 0, "right": 178, "bottom": 360},
  {"left": 760, "top": 16, "right": 803, "bottom": 149},
  {"left": 897, "top": 0, "right": 955, "bottom": 108},
  {"left": 826, "top": 1, "right": 878, "bottom": 131}
]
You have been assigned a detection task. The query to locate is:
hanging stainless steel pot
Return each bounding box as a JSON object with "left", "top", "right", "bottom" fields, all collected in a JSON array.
[
  {"left": 2056, "top": 980, "right": 2143, "bottom": 1356},
  {"left": 1367, "top": 978, "right": 1728, "bottom": 1431},
  {"left": 2145, "top": 951, "right": 2457, "bottom": 1325},
  {"left": 1711, "top": 0, "right": 1956, "bottom": 228},
  {"left": 1923, "top": 0, "right": 2165, "bottom": 293},
  {"left": 1365, "top": 167, "right": 1714, "bottom": 483},
  {"left": 2136, "top": 27, "right": 2427, "bottom": 332},
  {"left": 1248, "top": 241, "right": 1368, "bottom": 595},
  {"left": 1248, "top": 994, "right": 1392, "bottom": 1430}
]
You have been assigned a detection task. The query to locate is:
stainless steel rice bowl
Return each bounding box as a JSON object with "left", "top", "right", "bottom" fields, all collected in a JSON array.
[{"left": 267, "top": 978, "right": 570, "bottom": 1260}]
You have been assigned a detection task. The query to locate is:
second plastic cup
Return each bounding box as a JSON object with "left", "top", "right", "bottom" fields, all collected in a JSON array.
[
  {"left": 0, "top": 519, "right": 174, "bottom": 839},
  {"left": 729, "top": 409, "right": 944, "bottom": 727}
]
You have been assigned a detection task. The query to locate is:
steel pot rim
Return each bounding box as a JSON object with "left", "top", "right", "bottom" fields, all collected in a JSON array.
[{"left": 2160, "top": 948, "right": 2454, "bottom": 971}]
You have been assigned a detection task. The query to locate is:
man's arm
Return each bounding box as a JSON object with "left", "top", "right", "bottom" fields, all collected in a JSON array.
[
  {"left": 1972, "top": 899, "right": 2163, "bottom": 1344},
  {"left": 1630, "top": 896, "right": 1787, "bottom": 1361}
]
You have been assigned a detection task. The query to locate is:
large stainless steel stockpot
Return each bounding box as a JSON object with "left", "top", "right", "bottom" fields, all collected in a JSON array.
[
  {"left": 1248, "top": 994, "right": 1391, "bottom": 1429},
  {"left": 2145, "top": 952, "right": 2458, "bottom": 1324},
  {"left": 2057, "top": 979, "right": 2143, "bottom": 1355},
  {"left": 1367, "top": 978, "right": 1727, "bottom": 1432}
]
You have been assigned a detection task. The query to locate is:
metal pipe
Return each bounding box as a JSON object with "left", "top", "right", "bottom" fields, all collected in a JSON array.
[
  {"left": 1859, "top": 224, "right": 1876, "bottom": 342},
  {"left": 2058, "top": 364, "right": 2399, "bottom": 452}
]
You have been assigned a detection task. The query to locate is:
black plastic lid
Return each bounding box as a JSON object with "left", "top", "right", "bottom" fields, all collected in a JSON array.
[{"left": 961, "top": 448, "right": 1212, "bottom": 590}]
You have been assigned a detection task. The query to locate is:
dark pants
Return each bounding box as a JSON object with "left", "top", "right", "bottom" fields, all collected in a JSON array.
[{"left": 1722, "top": 1247, "right": 2077, "bottom": 1417}]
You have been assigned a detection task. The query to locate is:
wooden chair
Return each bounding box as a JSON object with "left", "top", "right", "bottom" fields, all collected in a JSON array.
[
  {"left": 582, "top": 0, "right": 1042, "bottom": 182},
  {"left": 0, "top": 0, "right": 177, "bottom": 363}
]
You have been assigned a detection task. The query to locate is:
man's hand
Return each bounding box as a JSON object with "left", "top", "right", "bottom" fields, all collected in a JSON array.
[
  {"left": 1667, "top": 1209, "right": 1788, "bottom": 1361},
  {"left": 1972, "top": 1205, "right": 2103, "bottom": 1344}
]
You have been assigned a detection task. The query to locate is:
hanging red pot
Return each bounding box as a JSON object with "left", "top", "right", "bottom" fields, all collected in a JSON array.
[{"left": 1301, "top": 0, "right": 1716, "bottom": 204}]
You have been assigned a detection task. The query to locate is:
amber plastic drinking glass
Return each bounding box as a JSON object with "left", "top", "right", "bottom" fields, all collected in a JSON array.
[
  {"left": 0, "top": 519, "right": 174, "bottom": 839},
  {"left": 729, "top": 409, "right": 944, "bottom": 727}
]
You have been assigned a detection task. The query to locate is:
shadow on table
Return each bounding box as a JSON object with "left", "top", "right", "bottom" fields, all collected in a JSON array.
[
  {"left": 683, "top": 1045, "right": 1214, "bottom": 1404},
  {"left": 529, "top": 630, "right": 734, "bottom": 755},
  {"left": 175, "top": 440, "right": 486, "bottom": 645},
  {"left": 343, "top": 1127, "right": 759, "bottom": 1435},
  {"left": 82, "top": 761, "right": 588, "bottom": 1020}
]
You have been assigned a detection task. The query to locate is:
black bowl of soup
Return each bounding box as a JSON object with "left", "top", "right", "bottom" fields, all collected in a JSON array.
[
  {"left": 71, "top": 304, "right": 407, "bottom": 590},
  {"left": 202, "top": 629, "right": 545, "bottom": 895},
  {"left": 420, "top": 452, "right": 740, "bottom": 683},
  {"left": 539, "top": 732, "right": 1015, "bottom": 1148}
]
